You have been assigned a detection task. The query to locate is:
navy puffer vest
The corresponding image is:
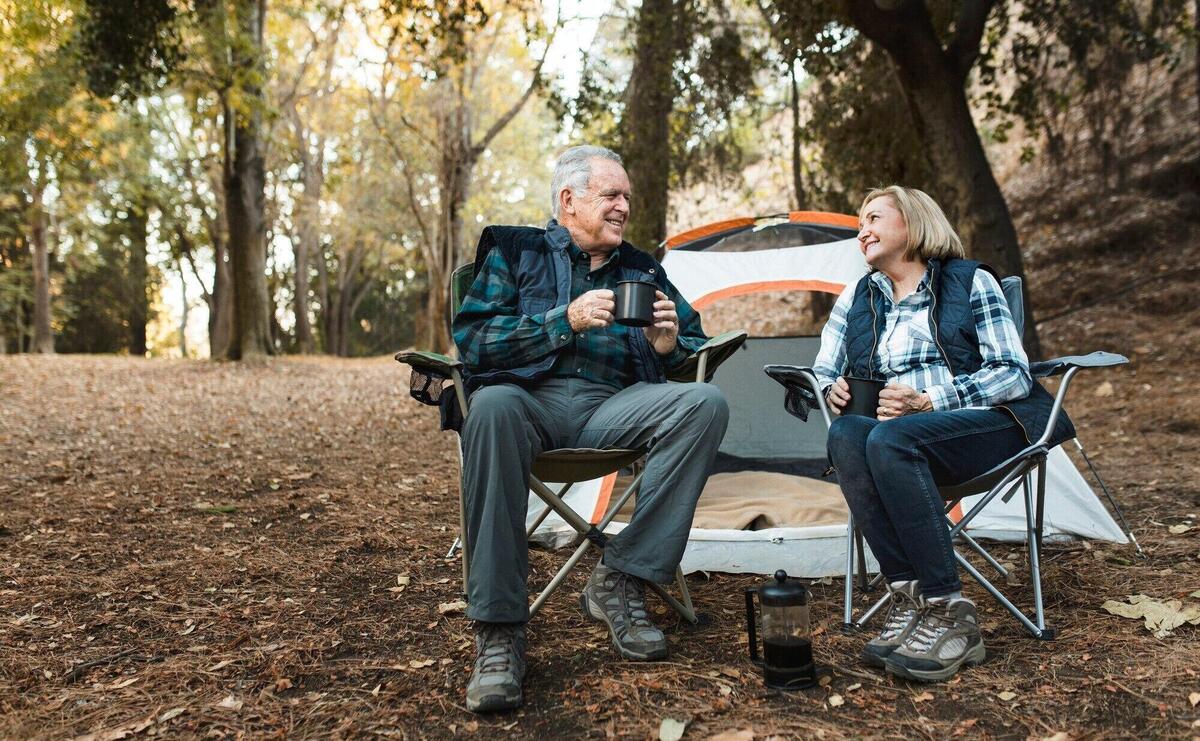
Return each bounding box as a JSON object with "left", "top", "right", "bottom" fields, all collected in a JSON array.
[
  {"left": 844, "top": 258, "right": 1074, "bottom": 447},
  {"left": 462, "top": 224, "right": 668, "bottom": 392}
]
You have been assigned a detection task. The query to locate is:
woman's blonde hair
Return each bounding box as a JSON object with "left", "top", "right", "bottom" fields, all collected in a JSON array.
[{"left": 859, "top": 186, "right": 965, "bottom": 262}]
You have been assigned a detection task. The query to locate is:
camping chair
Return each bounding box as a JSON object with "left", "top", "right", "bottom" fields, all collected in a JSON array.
[
  {"left": 398, "top": 262, "right": 748, "bottom": 623},
  {"left": 765, "top": 276, "right": 1129, "bottom": 640}
]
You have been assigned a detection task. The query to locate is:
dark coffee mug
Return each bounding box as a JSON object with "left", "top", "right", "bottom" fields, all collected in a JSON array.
[
  {"left": 615, "top": 280, "right": 657, "bottom": 327},
  {"left": 843, "top": 376, "right": 885, "bottom": 417}
]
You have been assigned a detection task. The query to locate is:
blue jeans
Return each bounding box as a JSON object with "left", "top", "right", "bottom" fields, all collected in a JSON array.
[{"left": 826, "top": 409, "right": 1027, "bottom": 598}]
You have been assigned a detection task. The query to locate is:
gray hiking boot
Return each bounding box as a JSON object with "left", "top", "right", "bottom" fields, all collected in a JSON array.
[
  {"left": 862, "top": 580, "right": 920, "bottom": 668},
  {"left": 580, "top": 561, "right": 668, "bottom": 661},
  {"left": 465, "top": 622, "right": 526, "bottom": 712},
  {"left": 885, "top": 597, "right": 986, "bottom": 682}
]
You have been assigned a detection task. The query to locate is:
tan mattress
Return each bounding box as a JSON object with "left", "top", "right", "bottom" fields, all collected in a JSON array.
[{"left": 613, "top": 471, "right": 847, "bottom": 530}]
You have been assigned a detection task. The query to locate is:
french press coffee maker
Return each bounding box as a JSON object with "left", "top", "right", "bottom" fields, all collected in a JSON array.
[{"left": 745, "top": 570, "right": 817, "bottom": 690}]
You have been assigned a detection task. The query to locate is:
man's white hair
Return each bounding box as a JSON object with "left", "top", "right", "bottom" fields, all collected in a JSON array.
[{"left": 550, "top": 145, "right": 623, "bottom": 219}]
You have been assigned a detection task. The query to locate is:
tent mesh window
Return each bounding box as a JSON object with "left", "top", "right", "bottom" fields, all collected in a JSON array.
[{"left": 408, "top": 367, "right": 448, "bottom": 407}]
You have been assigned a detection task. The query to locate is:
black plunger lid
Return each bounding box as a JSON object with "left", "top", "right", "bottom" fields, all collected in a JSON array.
[{"left": 759, "top": 570, "right": 810, "bottom": 607}]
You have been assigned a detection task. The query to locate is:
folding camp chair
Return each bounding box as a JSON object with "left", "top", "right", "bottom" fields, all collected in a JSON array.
[
  {"left": 398, "top": 262, "right": 748, "bottom": 624},
  {"left": 765, "top": 276, "right": 1129, "bottom": 639}
]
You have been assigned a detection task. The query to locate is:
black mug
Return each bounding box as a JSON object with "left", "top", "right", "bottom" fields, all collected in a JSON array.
[
  {"left": 615, "top": 280, "right": 657, "bottom": 327},
  {"left": 843, "top": 376, "right": 885, "bottom": 417}
]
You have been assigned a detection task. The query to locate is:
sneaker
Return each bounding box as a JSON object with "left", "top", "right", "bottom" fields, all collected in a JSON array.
[
  {"left": 580, "top": 561, "right": 668, "bottom": 660},
  {"left": 465, "top": 622, "right": 526, "bottom": 712},
  {"left": 862, "top": 580, "right": 920, "bottom": 668},
  {"left": 885, "top": 597, "right": 986, "bottom": 682}
]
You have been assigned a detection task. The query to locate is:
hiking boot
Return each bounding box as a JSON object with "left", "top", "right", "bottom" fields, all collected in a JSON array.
[
  {"left": 465, "top": 622, "right": 526, "bottom": 712},
  {"left": 862, "top": 580, "right": 920, "bottom": 668},
  {"left": 885, "top": 597, "right": 986, "bottom": 682},
  {"left": 580, "top": 561, "right": 668, "bottom": 661}
]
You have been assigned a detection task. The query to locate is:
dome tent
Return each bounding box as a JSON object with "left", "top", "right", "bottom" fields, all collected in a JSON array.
[{"left": 526, "top": 211, "right": 1127, "bottom": 576}]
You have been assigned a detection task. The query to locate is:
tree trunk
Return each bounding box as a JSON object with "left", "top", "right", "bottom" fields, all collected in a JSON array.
[
  {"left": 788, "top": 59, "right": 807, "bottom": 211},
  {"left": 178, "top": 257, "right": 189, "bottom": 358},
  {"left": 127, "top": 205, "right": 149, "bottom": 356},
  {"left": 208, "top": 233, "right": 233, "bottom": 357},
  {"left": 848, "top": 0, "right": 1041, "bottom": 358},
  {"left": 314, "top": 246, "right": 332, "bottom": 353},
  {"left": 619, "top": 0, "right": 676, "bottom": 252},
  {"left": 292, "top": 128, "right": 323, "bottom": 354},
  {"left": 221, "top": 0, "right": 273, "bottom": 360},
  {"left": 28, "top": 166, "right": 54, "bottom": 355}
]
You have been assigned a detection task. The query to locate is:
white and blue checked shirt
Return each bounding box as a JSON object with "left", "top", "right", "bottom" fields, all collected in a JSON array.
[{"left": 813, "top": 268, "right": 1032, "bottom": 411}]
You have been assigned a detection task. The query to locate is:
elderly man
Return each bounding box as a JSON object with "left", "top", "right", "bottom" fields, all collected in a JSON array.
[{"left": 452, "top": 145, "right": 729, "bottom": 712}]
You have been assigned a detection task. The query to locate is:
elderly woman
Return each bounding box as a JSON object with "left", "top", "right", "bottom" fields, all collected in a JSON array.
[{"left": 814, "top": 186, "right": 1074, "bottom": 682}]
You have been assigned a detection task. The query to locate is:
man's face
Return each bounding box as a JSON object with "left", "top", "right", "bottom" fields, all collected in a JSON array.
[{"left": 559, "top": 158, "right": 632, "bottom": 252}]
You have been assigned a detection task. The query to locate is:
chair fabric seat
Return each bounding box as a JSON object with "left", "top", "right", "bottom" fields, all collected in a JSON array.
[{"left": 531, "top": 447, "right": 645, "bottom": 482}]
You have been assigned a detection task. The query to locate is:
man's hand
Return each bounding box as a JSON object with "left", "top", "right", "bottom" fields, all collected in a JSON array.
[
  {"left": 643, "top": 290, "right": 679, "bottom": 355},
  {"left": 826, "top": 376, "right": 851, "bottom": 413},
  {"left": 877, "top": 382, "right": 933, "bottom": 419},
  {"left": 567, "top": 289, "right": 616, "bottom": 332}
]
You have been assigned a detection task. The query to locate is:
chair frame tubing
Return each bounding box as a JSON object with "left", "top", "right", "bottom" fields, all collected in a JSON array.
[
  {"left": 780, "top": 366, "right": 1085, "bottom": 641},
  {"left": 446, "top": 352, "right": 721, "bottom": 625}
]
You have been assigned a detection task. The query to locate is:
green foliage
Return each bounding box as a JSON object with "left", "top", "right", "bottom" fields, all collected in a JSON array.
[
  {"left": 556, "top": 0, "right": 762, "bottom": 190},
  {"left": 799, "top": 35, "right": 935, "bottom": 212},
  {"left": 79, "top": 0, "right": 181, "bottom": 98}
]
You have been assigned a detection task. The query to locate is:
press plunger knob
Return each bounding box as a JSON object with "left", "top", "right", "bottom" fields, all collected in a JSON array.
[{"left": 774, "top": 570, "right": 787, "bottom": 583}]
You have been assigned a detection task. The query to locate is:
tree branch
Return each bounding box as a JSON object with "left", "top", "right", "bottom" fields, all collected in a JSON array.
[
  {"left": 948, "top": 0, "right": 998, "bottom": 81},
  {"left": 469, "top": 10, "right": 561, "bottom": 157}
]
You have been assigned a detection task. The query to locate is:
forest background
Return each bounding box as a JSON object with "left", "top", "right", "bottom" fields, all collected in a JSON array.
[{"left": 3, "top": 0, "right": 1194, "bottom": 363}]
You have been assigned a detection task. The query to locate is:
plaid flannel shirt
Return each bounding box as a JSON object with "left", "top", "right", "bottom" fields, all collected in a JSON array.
[
  {"left": 813, "top": 268, "right": 1032, "bottom": 411},
  {"left": 453, "top": 228, "right": 707, "bottom": 389}
]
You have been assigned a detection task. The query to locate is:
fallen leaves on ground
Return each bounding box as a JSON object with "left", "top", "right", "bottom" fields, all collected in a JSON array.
[
  {"left": 659, "top": 717, "right": 688, "bottom": 741},
  {"left": 1101, "top": 595, "right": 1200, "bottom": 637}
]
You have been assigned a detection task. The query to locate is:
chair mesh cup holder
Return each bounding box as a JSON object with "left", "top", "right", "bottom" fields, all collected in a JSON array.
[{"left": 408, "top": 368, "right": 448, "bottom": 407}]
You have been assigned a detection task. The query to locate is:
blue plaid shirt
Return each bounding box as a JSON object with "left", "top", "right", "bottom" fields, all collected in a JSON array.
[
  {"left": 453, "top": 225, "right": 706, "bottom": 389},
  {"left": 813, "top": 268, "right": 1031, "bottom": 410}
]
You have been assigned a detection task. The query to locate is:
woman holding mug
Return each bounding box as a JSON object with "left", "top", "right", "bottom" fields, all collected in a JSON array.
[{"left": 813, "top": 186, "right": 1074, "bottom": 682}]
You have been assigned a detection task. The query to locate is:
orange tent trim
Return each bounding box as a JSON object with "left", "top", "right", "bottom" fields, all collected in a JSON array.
[
  {"left": 788, "top": 211, "right": 859, "bottom": 228},
  {"left": 691, "top": 280, "right": 847, "bottom": 311},
  {"left": 663, "top": 211, "right": 859, "bottom": 251},
  {"left": 948, "top": 501, "right": 964, "bottom": 523},
  {"left": 589, "top": 472, "right": 619, "bottom": 525},
  {"left": 663, "top": 218, "right": 756, "bottom": 250}
]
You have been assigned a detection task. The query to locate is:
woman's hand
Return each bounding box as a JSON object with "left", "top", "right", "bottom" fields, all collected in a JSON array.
[
  {"left": 826, "top": 376, "right": 851, "bottom": 413},
  {"left": 878, "top": 383, "right": 933, "bottom": 419}
]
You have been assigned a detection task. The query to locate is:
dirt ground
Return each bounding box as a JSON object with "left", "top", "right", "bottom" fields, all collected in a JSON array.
[
  {"left": 3, "top": 138, "right": 1200, "bottom": 741},
  {"left": 2, "top": 290, "right": 1199, "bottom": 739}
]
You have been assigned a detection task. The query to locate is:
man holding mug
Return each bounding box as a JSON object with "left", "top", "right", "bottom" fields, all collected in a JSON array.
[{"left": 452, "top": 145, "right": 729, "bottom": 712}]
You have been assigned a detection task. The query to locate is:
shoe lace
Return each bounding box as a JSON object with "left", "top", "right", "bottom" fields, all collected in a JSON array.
[
  {"left": 879, "top": 590, "right": 917, "bottom": 641},
  {"left": 608, "top": 573, "right": 653, "bottom": 629},
  {"left": 903, "top": 600, "right": 956, "bottom": 652},
  {"left": 476, "top": 625, "right": 522, "bottom": 674}
]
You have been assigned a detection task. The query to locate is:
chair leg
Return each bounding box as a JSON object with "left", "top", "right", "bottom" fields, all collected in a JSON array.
[
  {"left": 951, "top": 525, "right": 1009, "bottom": 578},
  {"left": 954, "top": 550, "right": 1049, "bottom": 637},
  {"left": 1024, "top": 468, "right": 1047, "bottom": 634},
  {"left": 673, "top": 565, "right": 696, "bottom": 619},
  {"left": 842, "top": 514, "right": 856, "bottom": 629},
  {"left": 530, "top": 537, "right": 593, "bottom": 618},
  {"left": 855, "top": 529, "right": 869, "bottom": 591},
  {"left": 458, "top": 483, "right": 470, "bottom": 595},
  {"left": 526, "top": 482, "right": 573, "bottom": 539}
]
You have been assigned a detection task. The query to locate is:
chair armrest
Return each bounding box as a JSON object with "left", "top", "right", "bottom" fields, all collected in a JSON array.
[
  {"left": 1030, "top": 351, "right": 1128, "bottom": 378},
  {"left": 667, "top": 330, "right": 749, "bottom": 383},
  {"left": 762, "top": 364, "right": 834, "bottom": 428},
  {"left": 394, "top": 350, "right": 464, "bottom": 377}
]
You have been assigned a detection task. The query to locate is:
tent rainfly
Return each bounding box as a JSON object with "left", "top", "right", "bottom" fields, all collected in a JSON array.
[{"left": 526, "top": 212, "right": 1128, "bottom": 577}]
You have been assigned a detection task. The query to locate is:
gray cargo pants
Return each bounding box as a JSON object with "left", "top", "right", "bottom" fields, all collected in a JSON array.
[{"left": 460, "top": 377, "right": 729, "bottom": 623}]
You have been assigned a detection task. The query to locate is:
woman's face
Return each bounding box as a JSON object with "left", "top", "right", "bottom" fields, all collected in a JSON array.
[{"left": 857, "top": 196, "right": 909, "bottom": 269}]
